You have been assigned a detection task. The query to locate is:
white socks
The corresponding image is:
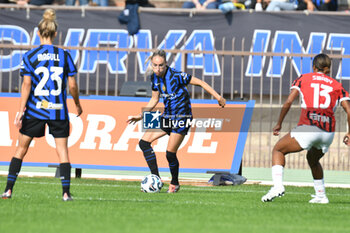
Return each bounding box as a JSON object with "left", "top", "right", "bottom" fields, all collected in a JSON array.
[
  {"left": 272, "top": 165, "right": 284, "bottom": 189},
  {"left": 255, "top": 2, "right": 263, "bottom": 11},
  {"left": 271, "top": 166, "right": 326, "bottom": 197},
  {"left": 314, "top": 179, "right": 326, "bottom": 197}
]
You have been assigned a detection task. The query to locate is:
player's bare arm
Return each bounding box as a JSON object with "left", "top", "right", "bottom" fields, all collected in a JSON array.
[
  {"left": 341, "top": 100, "right": 350, "bottom": 146},
  {"left": 15, "top": 75, "right": 31, "bottom": 129},
  {"left": 189, "top": 77, "right": 226, "bottom": 107},
  {"left": 127, "top": 90, "right": 160, "bottom": 124},
  {"left": 68, "top": 76, "right": 83, "bottom": 117},
  {"left": 273, "top": 88, "right": 299, "bottom": 136}
]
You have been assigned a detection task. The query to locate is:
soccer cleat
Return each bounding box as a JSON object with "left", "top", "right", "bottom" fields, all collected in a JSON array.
[
  {"left": 1, "top": 189, "right": 12, "bottom": 199},
  {"left": 62, "top": 192, "right": 73, "bottom": 202},
  {"left": 167, "top": 184, "right": 180, "bottom": 193},
  {"left": 309, "top": 195, "right": 329, "bottom": 204},
  {"left": 261, "top": 186, "right": 285, "bottom": 202}
]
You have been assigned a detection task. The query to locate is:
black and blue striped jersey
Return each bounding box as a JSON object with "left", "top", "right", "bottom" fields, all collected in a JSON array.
[
  {"left": 20, "top": 44, "right": 77, "bottom": 120},
  {"left": 150, "top": 66, "right": 192, "bottom": 119}
]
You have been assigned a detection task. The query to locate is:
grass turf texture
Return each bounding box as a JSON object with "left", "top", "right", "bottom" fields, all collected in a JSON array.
[{"left": 1, "top": 176, "right": 350, "bottom": 233}]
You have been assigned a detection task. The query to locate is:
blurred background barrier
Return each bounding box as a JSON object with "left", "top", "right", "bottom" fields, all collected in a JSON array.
[{"left": 1, "top": 6, "right": 350, "bottom": 171}]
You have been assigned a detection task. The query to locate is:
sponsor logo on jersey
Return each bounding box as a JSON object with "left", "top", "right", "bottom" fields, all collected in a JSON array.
[
  {"left": 160, "top": 93, "right": 177, "bottom": 99},
  {"left": 309, "top": 113, "right": 330, "bottom": 123},
  {"left": 36, "top": 100, "right": 63, "bottom": 110}
]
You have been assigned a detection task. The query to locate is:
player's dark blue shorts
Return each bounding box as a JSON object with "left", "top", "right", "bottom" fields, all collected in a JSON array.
[
  {"left": 20, "top": 118, "right": 70, "bottom": 138},
  {"left": 160, "top": 116, "right": 192, "bottom": 136}
]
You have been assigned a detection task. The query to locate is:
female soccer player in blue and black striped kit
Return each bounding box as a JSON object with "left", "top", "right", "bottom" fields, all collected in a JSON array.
[
  {"left": 1, "top": 9, "right": 82, "bottom": 201},
  {"left": 127, "top": 49, "right": 226, "bottom": 193}
]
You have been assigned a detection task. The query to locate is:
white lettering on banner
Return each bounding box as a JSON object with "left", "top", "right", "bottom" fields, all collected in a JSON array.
[
  {"left": 45, "top": 113, "right": 84, "bottom": 148},
  {"left": 15, "top": 139, "right": 35, "bottom": 147},
  {"left": 0, "top": 111, "right": 13, "bottom": 146},
  {"left": 3, "top": 25, "right": 350, "bottom": 79},
  {"left": 80, "top": 114, "right": 116, "bottom": 150},
  {"left": 1, "top": 111, "right": 219, "bottom": 153},
  {"left": 152, "top": 135, "right": 169, "bottom": 152},
  {"left": 68, "top": 114, "right": 84, "bottom": 147},
  {"left": 188, "top": 129, "right": 217, "bottom": 153},
  {"left": 150, "top": 131, "right": 190, "bottom": 152},
  {"left": 187, "top": 119, "right": 218, "bottom": 153},
  {"left": 112, "top": 122, "right": 182, "bottom": 152},
  {"left": 113, "top": 122, "right": 143, "bottom": 151}
]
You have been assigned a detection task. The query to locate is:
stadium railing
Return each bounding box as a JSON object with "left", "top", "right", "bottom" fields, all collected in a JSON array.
[{"left": 1, "top": 5, "right": 350, "bottom": 172}]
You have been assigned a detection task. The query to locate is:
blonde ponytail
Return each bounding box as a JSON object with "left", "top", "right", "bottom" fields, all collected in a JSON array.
[
  {"left": 144, "top": 54, "right": 154, "bottom": 78},
  {"left": 42, "top": 9, "right": 56, "bottom": 21},
  {"left": 38, "top": 9, "right": 57, "bottom": 40}
]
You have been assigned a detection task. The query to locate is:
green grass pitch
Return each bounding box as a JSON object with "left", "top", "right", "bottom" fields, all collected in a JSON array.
[{"left": 1, "top": 176, "right": 350, "bottom": 233}]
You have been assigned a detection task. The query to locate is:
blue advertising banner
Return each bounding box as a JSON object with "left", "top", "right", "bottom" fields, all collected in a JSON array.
[{"left": 1, "top": 8, "right": 350, "bottom": 95}]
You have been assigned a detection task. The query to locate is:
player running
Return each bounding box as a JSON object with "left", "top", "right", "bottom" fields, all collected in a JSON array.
[
  {"left": 261, "top": 53, "right": 350, "bottom": 204},
  {"left": 1, "top": 9, "right": 82, "bottom": 201},
  {"left": 127, "top": 49, "right": 226, "bottom": 193}
]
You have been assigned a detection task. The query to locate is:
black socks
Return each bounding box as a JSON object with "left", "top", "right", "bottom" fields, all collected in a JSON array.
[
  {"left": 5, "top": 157, "right": 23, "bottom": 192},
  {"left": 139, "top": 140, "right": 180, "bottom": 185},
  {"left": 139, "top": 139, "right": 159, "bottom": 177},
  {"left": 166, "top": 151, "right": 179, "bottom": 185},
  {"left": 59, "top": 163, "right": 71, "bottom": 196},
  {"left": 4, "top": 158, "right": 72, "bottom": 197}
]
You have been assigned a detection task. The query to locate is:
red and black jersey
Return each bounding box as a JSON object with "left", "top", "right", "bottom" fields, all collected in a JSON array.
[{"left": 291, "top": 72, "right": 350, "bottom": 132}]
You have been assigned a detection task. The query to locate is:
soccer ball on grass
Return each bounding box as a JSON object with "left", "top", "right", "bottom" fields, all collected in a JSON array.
[{"left": 141, "top": 174, "right": 163, "bottom": 193}]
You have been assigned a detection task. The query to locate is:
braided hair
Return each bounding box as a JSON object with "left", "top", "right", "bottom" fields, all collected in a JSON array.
[{"left": 313, "top": 53, "right": 331, "bottom": 75}]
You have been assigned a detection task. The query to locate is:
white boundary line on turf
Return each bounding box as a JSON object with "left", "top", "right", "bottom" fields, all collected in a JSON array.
[
  {"left": 251, "top": 180, "right": 350, "bottom": 188},
  {"left": 5, "top": 181, "right": 350, "bottom": 198},
  {"left": 3, "top": 180, "right": 350, "bottom": 197},
  {"left": 1, "top": 171, "right": 350, "bottom": 189},
  {"left": 0, "top": 171, "right": 211, "bottom": 183}
]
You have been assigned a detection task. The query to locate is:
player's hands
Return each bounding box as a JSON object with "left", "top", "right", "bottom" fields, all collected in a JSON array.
[
  {"left": 127, "top": 114, "right": 142, "bottom": 124},
  {"left": 343, "top": 133, "right": 350, "bottom": 146},
  {"left": 76, "top": 103, "right": 83, "bottom": 117},
  {"left": 273, "top": 124, "right": 282, "bottom": 136},
  {"left": 14, "top": 111, "right": 24, "bottom": 129},
  {"left": 218, "top": 96, "right": 226, "bottom": 108}
]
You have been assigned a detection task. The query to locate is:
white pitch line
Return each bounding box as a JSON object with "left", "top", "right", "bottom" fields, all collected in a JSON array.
[
  {"left": 72, "top": 196, "right": 350, "bottom": 208},
  {"left": 1, "top": 171, "right": 350, "bottom": 189},
  {"left": 254, "top": 180, "right": 350, "bottom": 189},
  {"left": 3, "top": 180, "right": 350, "bottom": 197}
]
